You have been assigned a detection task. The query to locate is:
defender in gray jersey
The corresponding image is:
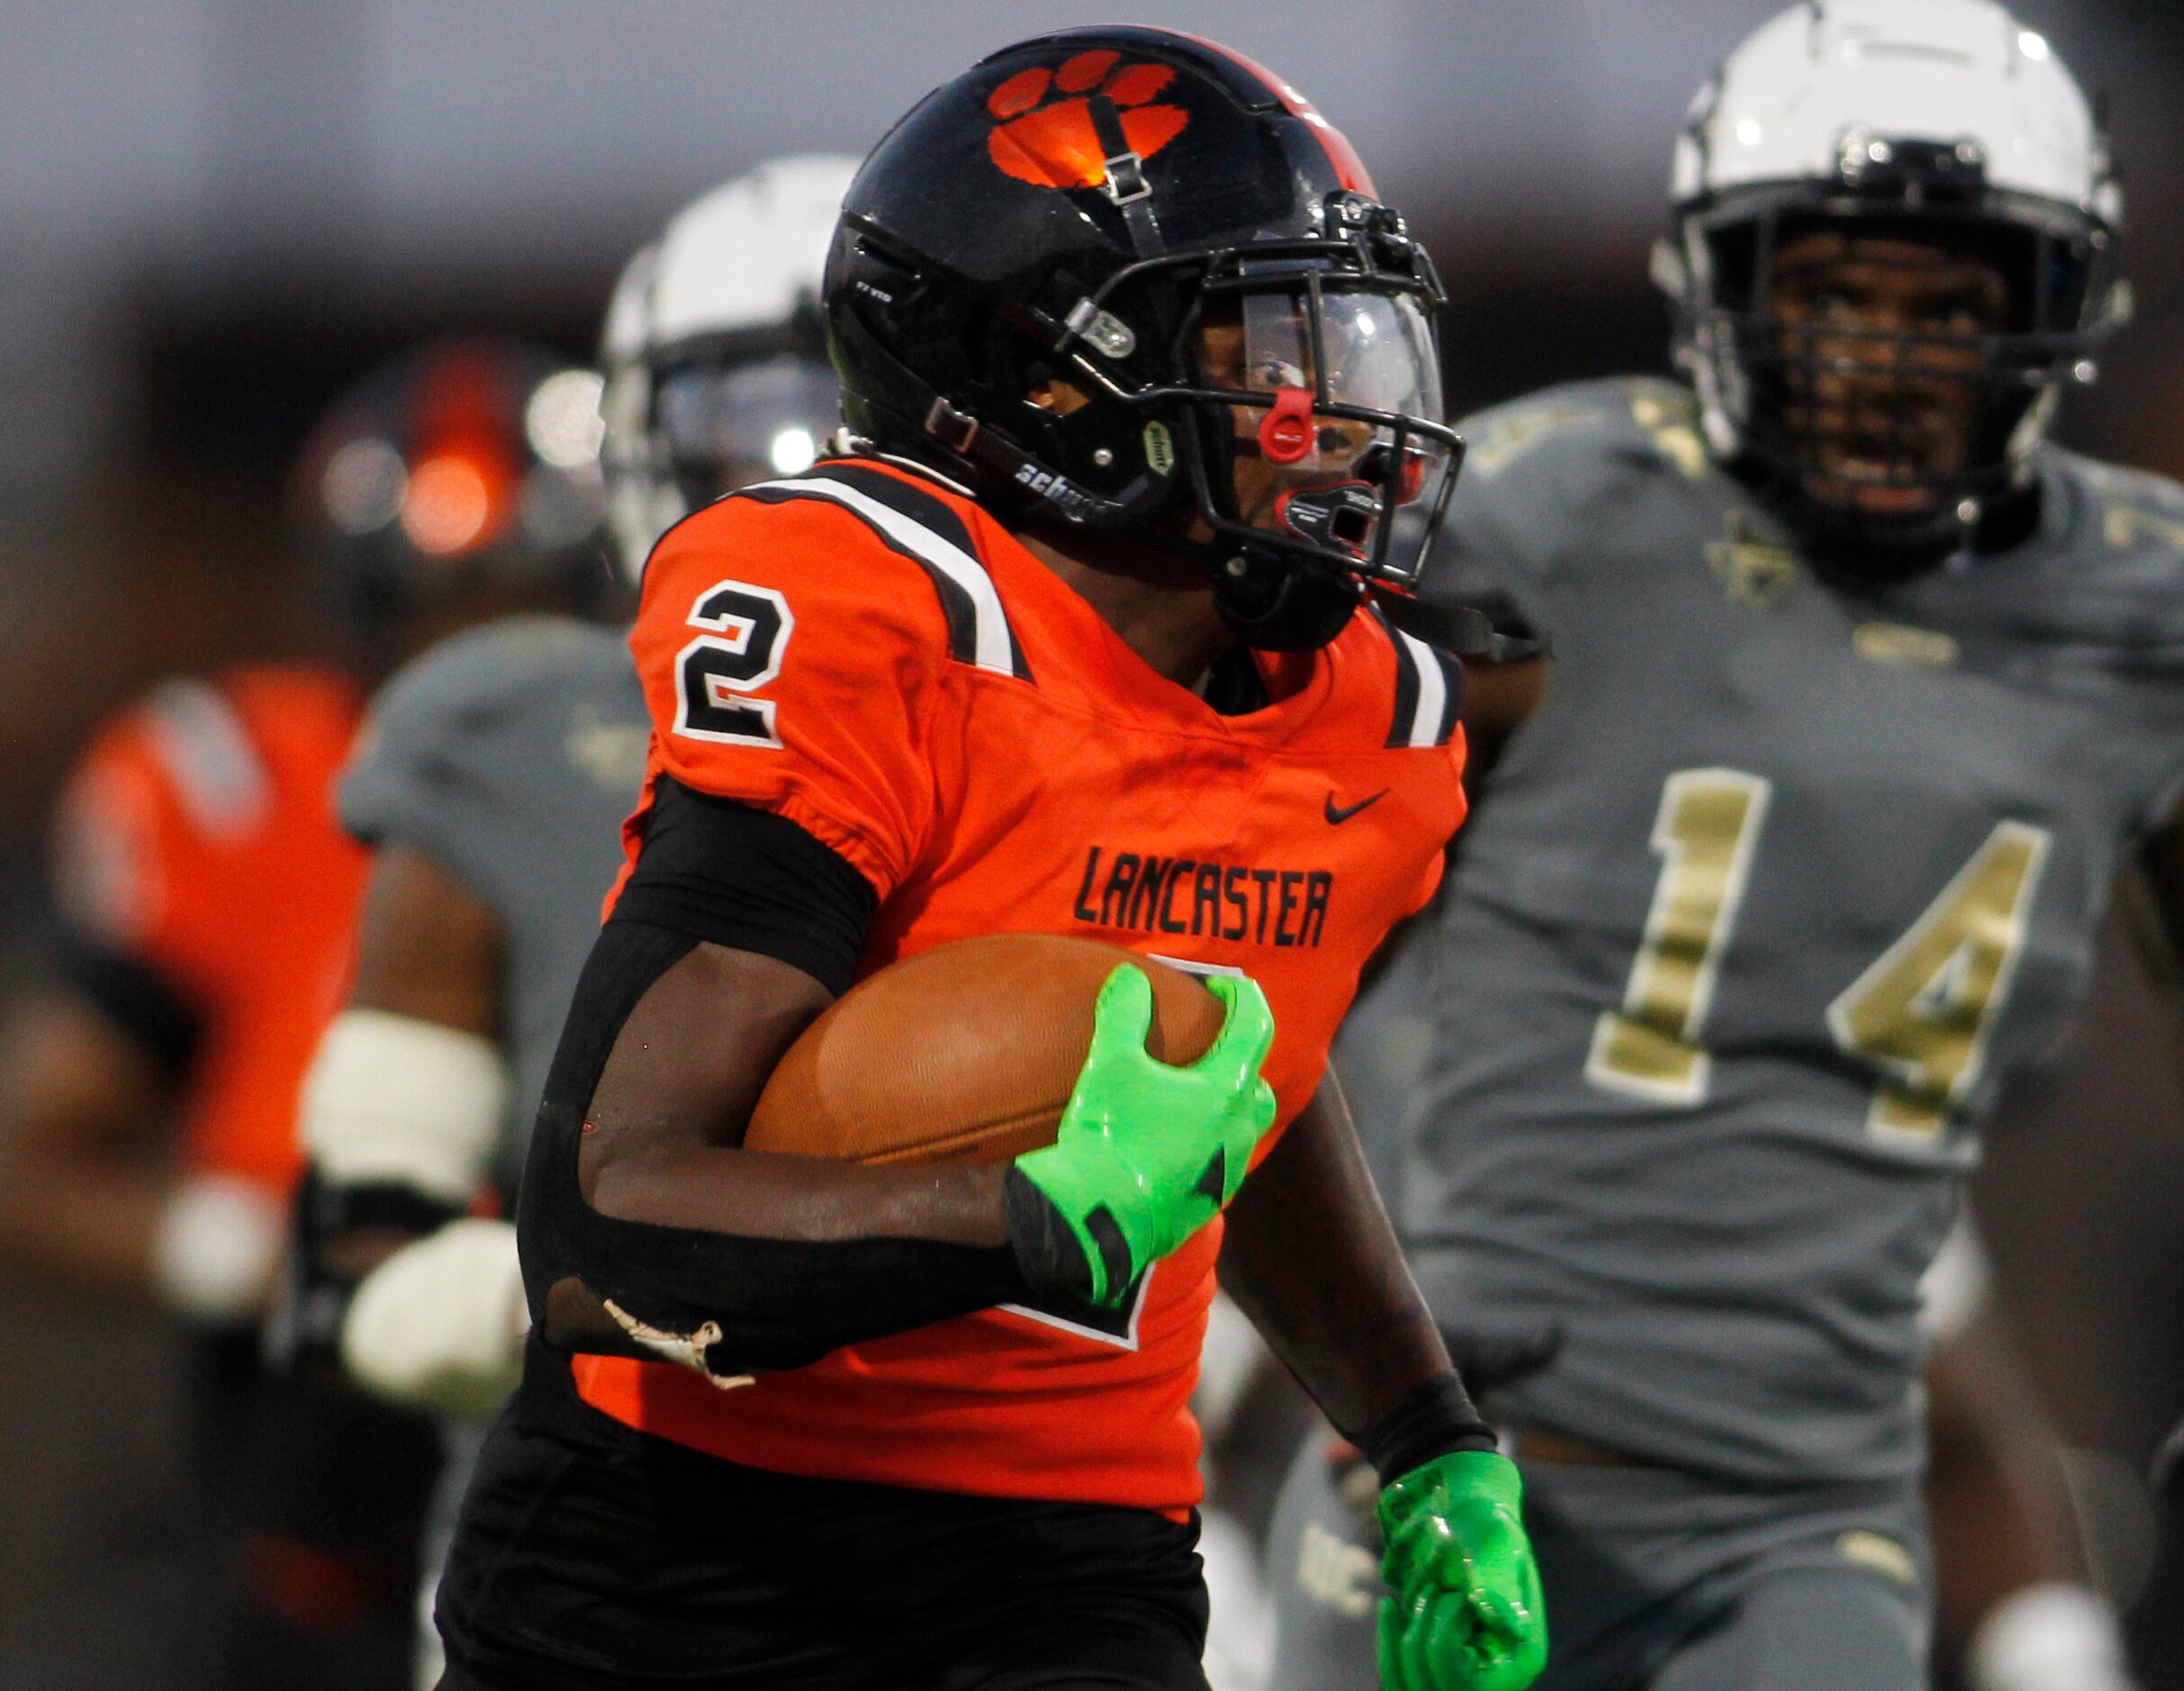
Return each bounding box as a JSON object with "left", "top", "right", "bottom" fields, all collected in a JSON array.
[
  {"left": 338, "top": 614, "right": 648, "bottom": 1203},
  {"left": 1403, "top": 383, "right": 2184, "bottom": 1490},
  {"left": 331, "top": 611, "right": 650, "bottom": 1687},
  {"left": 1273, "top": 5, "right": 2170, "bottom": 1687},
  {"left": 290, "top": 157, "right": 857, "bottom": 1686}
]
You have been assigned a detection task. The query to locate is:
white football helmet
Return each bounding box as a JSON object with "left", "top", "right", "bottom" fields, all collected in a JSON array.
[
  {"left": 601, "top": 154, "right": 859, "bottom": 580},
  {"left": 1655, "top": 0, "right": 2128, "bottom": 551}
]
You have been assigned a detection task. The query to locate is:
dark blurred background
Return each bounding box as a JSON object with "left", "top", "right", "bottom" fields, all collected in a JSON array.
[{"left": 1, "top": 0, "right": 2179, "bottom": 1681}]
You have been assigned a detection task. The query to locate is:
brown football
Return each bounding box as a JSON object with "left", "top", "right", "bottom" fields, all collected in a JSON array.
[{"left": 743, "top": 934, "right": 1225, "bottom": 1165}]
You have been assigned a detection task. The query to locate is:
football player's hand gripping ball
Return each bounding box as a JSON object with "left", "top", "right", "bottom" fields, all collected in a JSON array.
[
  {"left": 1010, "top": 965, "right": 1276, "bottom": 1307},
  {"left": 1378, "top": 1451, "right": 1548, "bottom": 1691}
]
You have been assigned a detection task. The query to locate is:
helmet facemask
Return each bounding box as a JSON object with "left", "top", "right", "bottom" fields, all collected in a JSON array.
[
  {"left": 653, "top": 349, "right": 839, "bottom": 505},
  {"left": 835, "top": 192, "right": 1463, "bottom": 651},
  {"left": 1670, "top": 142, "right": 2122, "bottom": 570},
  {"left": 1177, "top": 260, "right": 1460, "bottom": 592}
]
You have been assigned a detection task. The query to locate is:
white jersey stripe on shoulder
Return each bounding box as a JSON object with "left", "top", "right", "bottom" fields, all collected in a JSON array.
[
  {"left": 1391, "top": 625, "right": 1448, "bottom": 749},
  {"left": 746, "top": 476, "right": 1016, "bottom": 677},
  {"left": 145, "top": 680, "right": 272, "bottom": 838}
]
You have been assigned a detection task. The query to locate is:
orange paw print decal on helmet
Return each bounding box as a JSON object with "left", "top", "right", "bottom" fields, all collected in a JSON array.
[{"left": 986, "top": 50, "right": 1189, "bottom": 192}]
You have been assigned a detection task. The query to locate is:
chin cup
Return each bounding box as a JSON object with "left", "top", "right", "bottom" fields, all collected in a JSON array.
[
  {"left": 1210, "top": 549, "right": 1365, "bottom": 653},
  {"left": 1276, "top": 483, "right": 1380, "bottom": 556}
]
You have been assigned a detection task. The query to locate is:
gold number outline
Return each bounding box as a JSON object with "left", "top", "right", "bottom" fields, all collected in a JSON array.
[
  {"left": 1585, "top": 769, "right": 1773, "bottom": 1106},
  {"left": 1824, "top": 821, "right": 2052, "bottom": 1139}
]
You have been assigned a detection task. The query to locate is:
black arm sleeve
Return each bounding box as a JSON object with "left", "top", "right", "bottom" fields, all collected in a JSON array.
[
  {"left": 516, "top": 797, "right": 1031, "bottom": 1378},
  {"left": 1356, "top": 1372, "right": 1501, "bottom": 1484},
  {"left": 612, "top": 776, "right": 877, "bottom": 996}
]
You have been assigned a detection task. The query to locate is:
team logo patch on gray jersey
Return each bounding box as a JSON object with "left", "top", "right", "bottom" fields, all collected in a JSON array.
[
  {"left": 1629, "top": 387, "right": 1708, "bottom": 478},
  {"left": 1837, "top": 1530, "right": 1918, "bottom": 1586},
  {"left": 565, "top": 707, "right": 652, "bottom": 791},
  {"left": 1466, "top": 402, "right": 1602, "bottom": 478},
  {"left": 1703, "top": 513, "right": 1799, "bottom": 609}
]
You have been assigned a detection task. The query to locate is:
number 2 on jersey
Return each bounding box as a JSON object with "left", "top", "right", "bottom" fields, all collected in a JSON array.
[
  {"left": 673, "top": 580, "right": 793, "bottom": 748},
  {"left": 1588, "top": 768, "right": 2052, "bottom": 1137}
]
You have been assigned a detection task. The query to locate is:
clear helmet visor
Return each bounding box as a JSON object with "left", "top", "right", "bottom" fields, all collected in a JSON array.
[
  {"left": 1238, "top": 285, "right": 1443, "bottom": 420},
  {"left": 1192, "top": 283, "right": 1457, "bottom": 584},
  {"left": 653, "top": 354, "right": 842, "bottom": 505}
]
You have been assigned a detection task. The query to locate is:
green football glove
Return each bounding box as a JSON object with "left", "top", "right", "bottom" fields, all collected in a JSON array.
[
  {"left": 1008, "top": 964, "right": 1276, "bottom": 1308},
  {"left": 1377, "top": 1451, "right": 1548, "bottom": 1691}
]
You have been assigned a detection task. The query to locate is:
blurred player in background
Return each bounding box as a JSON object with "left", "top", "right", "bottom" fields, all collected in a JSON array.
[
  {"left": 0, "top": 339, "right": 607, "bottom": 1690},
  {"left": 286, "top": 155, "right": 854, "bottom": 1689},
  {"left": 1328, "top": 928, "right": 2129, "bottom": 1691},
  {"left": 435, "top": 27, "right": 1547, "bottom": 1691},
  {"left": 1270, "top": 2, "right": 2173, "bottom": 1687},
  {"left": 1912, "top": 1224, "right": 2123, "bottom": 1689}
]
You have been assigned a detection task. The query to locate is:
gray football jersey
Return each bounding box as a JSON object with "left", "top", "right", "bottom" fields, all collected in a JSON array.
[
  {"left": 340, "top": 614, "right": 649, "bottom": 1196},
  {"left": 1382, "top": 376, "right": 2184, "bottom": 1484}
]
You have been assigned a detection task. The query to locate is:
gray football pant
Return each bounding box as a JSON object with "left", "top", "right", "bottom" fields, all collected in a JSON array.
[{"left": 1266, "top": 1435, "right": 1929, "bottom": 1691}]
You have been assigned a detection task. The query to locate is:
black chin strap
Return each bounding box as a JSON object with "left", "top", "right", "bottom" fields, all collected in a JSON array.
[
  {"left": 1372, "top": 590, "right": 1545, "bottom": 664},
  {"left": 1085, "top": 95, "right": 1164, "bottom": 258}
]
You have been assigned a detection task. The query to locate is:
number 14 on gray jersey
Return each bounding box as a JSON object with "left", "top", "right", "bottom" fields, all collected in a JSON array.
[{"left": 1590, "top": 769, "right": 2048, "bottom": 1141}]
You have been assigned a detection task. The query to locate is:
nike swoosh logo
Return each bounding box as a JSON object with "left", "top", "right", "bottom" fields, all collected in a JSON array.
[{"left": 1324, "top": 789, "right": 1389, "bottom": 825}]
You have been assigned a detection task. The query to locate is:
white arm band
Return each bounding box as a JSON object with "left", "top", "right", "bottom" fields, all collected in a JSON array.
[
  {"left": 341, "top": 1216, "right": 530, "bottom": 1418},
  {"left": 1966, "top": 1583, "right": 2137, "bottom": 1691},
  {"left": 301, "top": 1008, "right": 509, "bottom": 1205},
  {"left": 149, "top": 1172, "right": 286, "bottom": 1325}
]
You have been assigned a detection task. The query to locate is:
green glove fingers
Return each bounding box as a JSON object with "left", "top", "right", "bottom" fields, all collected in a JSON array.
[
  {"left": 1376, "top": 1451, "right": 1548, "bottom": 1691},
  {"left": 1093, "top": 945, "right": 1160, "bottom": 1042},
  {"left": 1377, "top": 1596, "right": 1409, "bottom": 1691},
  {"left": 1199, "top": 971, "right": 1277, "bottom": 1071},
  {"left": 1196, "top": 973, "right": 1277, "bottom": 1207},
  {"left": 1009, "top": 964, "right": 1277, "bottom": 1309}
]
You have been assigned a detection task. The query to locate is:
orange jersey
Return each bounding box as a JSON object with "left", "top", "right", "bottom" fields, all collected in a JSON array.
[
  {"left": 577, "top": 459, "right": 1467, "bottom": 1513},
  {"left": 50, "top": 665, "right": 368, "bottom": 1192}
]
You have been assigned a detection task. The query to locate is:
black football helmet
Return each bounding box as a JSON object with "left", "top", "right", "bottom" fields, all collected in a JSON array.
[
  {"left": 824, "top": 27, "right": 1463, "bottom": 651},
  {"left": 294, "top": 339, "right": 608, "bottom": 661}
]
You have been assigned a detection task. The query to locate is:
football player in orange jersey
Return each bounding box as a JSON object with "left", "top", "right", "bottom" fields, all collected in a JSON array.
[
  {"left": 0, "top": 340, "right": 609, "bottom": 1689},
  {"left": 432, "top": 28, "right": 1540, "bottom": 1691},
  {"left": 291, "top": 158, "right": 855, "bottom": 1691}
]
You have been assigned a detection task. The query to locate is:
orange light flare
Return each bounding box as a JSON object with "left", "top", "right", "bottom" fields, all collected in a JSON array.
[{"left": 400, "top": 455, "right": 501, "bottom": 556}]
